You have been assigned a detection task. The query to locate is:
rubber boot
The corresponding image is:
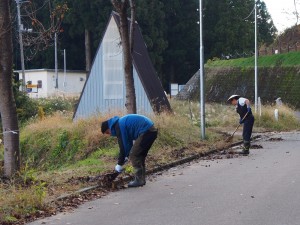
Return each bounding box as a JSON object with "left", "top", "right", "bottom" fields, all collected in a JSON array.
[
  {"left": 241, "top": 141, "right": 250, "bottom": 155},
  {"left": 128, "top": 168, "right": 145, "bottom": 187},
  {"left": 141, "top": 166, "right": 146, "bottom": 185}
]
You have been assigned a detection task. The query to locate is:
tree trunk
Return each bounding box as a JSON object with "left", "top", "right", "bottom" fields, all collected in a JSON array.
[
  {"left": 111, "top": 0, "right": 137, "bottom": 114},
  {"left": 129, "top": 0, "right": 136, "bottom": 54},
  {"left": 0, "top": 0, "right": 21, "bottom": 177},
  {"left": 85, "top": 29, "right": 92, "bottom": 73}
]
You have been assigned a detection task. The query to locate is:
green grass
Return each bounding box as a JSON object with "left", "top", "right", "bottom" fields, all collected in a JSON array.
[
  {"left": 206, "top": 51, "right": 300, "bottom": 67},
  {"left": 65, "top": 148, "right": 119, "bottom": 173}
]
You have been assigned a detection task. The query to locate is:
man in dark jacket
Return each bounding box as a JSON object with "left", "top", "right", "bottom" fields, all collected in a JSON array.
[
  {"left": 101, "top": 114, "right": 158, "bottom": 187},
  {"left": 227, "top": 95, "right": 255, "bottom": 155}
]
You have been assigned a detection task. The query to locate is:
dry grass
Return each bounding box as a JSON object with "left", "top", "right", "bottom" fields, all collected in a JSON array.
[{"left": 255, "top": 104, "right": 300, "bottom": 131}]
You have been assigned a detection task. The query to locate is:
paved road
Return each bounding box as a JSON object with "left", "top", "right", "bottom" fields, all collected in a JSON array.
[
  {"left": 296, "top": 111, "right": 300, "bottom": 121},
  {"left": 28, "top": 132, "right": 300, "bottom": 225}
]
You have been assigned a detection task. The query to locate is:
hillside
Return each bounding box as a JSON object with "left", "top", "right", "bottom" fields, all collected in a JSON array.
[
  {"left": 206, "top": 51, "right": 300, "bottom": 67},
  {"left": 206, "top": 24, "right": 300, "bottom": 68},
  {"left": 177, "top": 51, "right": 300, "bottom": 109},
  {"left": 177, "top": 24, "right": 300, "bottom": 104}
]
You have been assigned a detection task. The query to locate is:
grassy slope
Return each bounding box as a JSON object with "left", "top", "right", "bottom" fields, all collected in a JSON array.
[
  {"left": 202, "top": 51, "right": 300, "bottom": 109},
  {"left": 206, "top": 51, "right": 300, "bottom": 67}
]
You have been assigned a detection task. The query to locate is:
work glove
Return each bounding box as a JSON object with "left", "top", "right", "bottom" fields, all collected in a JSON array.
[
  {"left": 247, "top": 107, "right": 252, "bottom": 113},
  {"left": 239, "top": 118, "right": 244, "bottom": 124},
  {"left": 115, "top": 164, "right": 123, "bottom": 173}
]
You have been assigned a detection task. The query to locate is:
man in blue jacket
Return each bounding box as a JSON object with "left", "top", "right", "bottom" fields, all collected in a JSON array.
[
  {"left": 101, "top": 114, "right": 158, "bottom": 187},
  {"left": 227, "top": 95, "right": 255, "bottom": 155}
]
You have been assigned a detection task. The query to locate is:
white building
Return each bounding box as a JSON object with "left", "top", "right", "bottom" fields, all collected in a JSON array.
[{"left": 16, "top": 69, "right": 87, "bottom": 98}]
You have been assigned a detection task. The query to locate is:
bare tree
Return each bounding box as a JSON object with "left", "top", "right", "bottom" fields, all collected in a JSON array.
[
  {"left": 14, "top": 1, "right": 67, "bottom": 91},
  {"left": 20, "top": 1, "right": 68, "bottom": 60},
  {"left": 293, "top": 0, "right": 299, "bottom": 25},
  {"left": 111, "top": 0, "right": 137, "bottom": 114},
  {"left": 0, "top": 0, "right": 20, "bottom": 177},
  {"left": 0, "top": 0, "right": 67, "bottom": 177},
  {"left": 85, "top": 29, "right": 92, "bottom": 72}
]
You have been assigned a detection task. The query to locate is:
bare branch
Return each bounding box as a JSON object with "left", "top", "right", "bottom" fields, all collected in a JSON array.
[
  {"left": 294, "top": 0, "right": 299, "bottom": 25},
  {"left": 16, "top": 0, "right": 68, "bottom": 60},
  {"left": 110, "top": 0, "right": 122, "bottom": 12}
]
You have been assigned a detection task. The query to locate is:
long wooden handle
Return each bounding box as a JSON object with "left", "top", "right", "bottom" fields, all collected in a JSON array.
[
  {"left": 231, "top": 124, "right": 240, "bottom": 136},
  {"left": 240, "top": 111, "right": 249, "bottom": 122},
  {"left": 230, "top": 112, "right": 249, "bottom": 137}
]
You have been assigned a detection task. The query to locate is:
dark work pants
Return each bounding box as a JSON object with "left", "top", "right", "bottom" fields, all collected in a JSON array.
[
  {"left": 243, "top": 115, "right": 254, "bottom": 142},
  {"left": 130, "top": 126, "right": 158, "bottom": 168}
]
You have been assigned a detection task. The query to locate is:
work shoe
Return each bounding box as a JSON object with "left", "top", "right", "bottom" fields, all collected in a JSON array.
[
  {"left": 240, "top": 141, "right": 250, "bottom": 155},
  {"left": 238, "top": 146, "right": 250, "bottom": 156},
  {"left": 236, "top": 149, "right": 249, "bottom": 155},
  {"left": 128, "top": 168, "right": 145, "bottom": 188},
  {"left": 240, "top": 149, "right": 249, "bottom": 155},
  {"left": 141, "top": 167, "right": 146, "bottom": 185}
]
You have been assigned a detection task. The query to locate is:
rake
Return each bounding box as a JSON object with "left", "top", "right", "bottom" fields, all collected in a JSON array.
[{"left": 225, "top": 112, "right": 248, "bottom": 142}]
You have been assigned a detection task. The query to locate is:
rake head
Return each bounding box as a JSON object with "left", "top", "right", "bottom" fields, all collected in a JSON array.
[
  {"left": 102, "top": 171, "right": 120, "bottom": 183},
  {"left": 225, "top": 135, "right": 234, "bottom": 143}
]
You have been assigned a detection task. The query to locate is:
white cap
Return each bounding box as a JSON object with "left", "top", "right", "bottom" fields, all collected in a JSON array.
[{"left": 227, "top": 95, "right": 240, "bottom": 102}]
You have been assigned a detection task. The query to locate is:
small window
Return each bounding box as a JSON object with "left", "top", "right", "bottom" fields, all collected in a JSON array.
[
  {"left": 37, "top": 80, "right": 42, "bottom": 88},
  {"left": 103, "top": 31, "right": 123, "bottom": 100}
]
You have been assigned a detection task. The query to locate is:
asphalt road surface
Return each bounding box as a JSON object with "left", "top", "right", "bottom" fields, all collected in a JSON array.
[
  {"left": 28, "top": 131, "right": 300, "bottom": 225},
  {"left": 296, "top": 111, "right": 300, "bottom": 121}
]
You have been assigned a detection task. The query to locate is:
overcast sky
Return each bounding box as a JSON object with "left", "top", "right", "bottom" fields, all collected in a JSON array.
[{"left": 263, "top": 0, "right": 299, "bottom": 33}]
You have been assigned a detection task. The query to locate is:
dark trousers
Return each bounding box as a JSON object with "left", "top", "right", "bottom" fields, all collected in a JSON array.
[
  {"left": 243, "top": 115, "right": 254, "bottom": 142},
  {"left": 130, "top": 126, "right": 158, "bottom": 168}
]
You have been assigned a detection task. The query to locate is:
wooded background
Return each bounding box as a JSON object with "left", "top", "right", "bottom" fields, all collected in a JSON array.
[{"left": 12, "top": 0, "right": 277, "bottom": 91}]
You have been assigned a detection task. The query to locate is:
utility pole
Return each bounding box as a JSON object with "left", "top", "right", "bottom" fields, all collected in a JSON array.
[
  {"left": 199, "top": 0, "right": 205, "bottom": 139},
  {"left": 55, "top": 32, "right": 58, "bottom": 89},
  {"left": 63, "top": 49, "right": 67, "bottom": 89},
  {"left": 254, "top": 1, "right": 258, "bottom": 113},
  {"left": 16, "top": 0, "right": 26, "bottom": 92}
]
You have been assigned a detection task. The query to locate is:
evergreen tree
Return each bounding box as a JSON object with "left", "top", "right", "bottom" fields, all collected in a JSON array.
[
  {"left": 161, "top": 0, "right": 199, "bottom": 89},
  {"left": 136, "top": 0, "right": 167, "bottom": 81},
  {"left": 15, "top": 0, "right": 278, "bottom": 90},
  {"left": 204, "top": 0, "right": 254, "bottom": 58},
  {"left": 257, "top": 0, "right": 277, "bottom": 45},
  {"left": 64, "top": 0, "right": 112, "bottom": 71},
  {"left": 203, "top": 0, "right": 276, "bottom": 59},
  {"left": 25, "top": 0, "right": 112, "bottom": 71}
]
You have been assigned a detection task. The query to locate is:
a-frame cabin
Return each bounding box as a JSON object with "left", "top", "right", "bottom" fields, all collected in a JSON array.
[{"left": 73, "top": 11, "right": 171, "bottom": 120}]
